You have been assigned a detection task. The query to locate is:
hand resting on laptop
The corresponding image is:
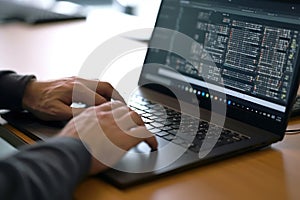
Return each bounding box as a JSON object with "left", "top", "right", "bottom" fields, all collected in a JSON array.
[{"left": 22, "top": 76, "right": 125, "bottom": 121}]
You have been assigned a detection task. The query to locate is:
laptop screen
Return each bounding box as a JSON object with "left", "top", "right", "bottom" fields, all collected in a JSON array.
[{"left": 139, "top": 0, "right": 300, "bottom": 135}]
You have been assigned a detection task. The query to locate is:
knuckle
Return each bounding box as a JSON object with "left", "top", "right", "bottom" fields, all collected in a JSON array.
[
  {"left": 114, "top": 101, "right": 125, "bottom": 107},
  {"left": 97, "top": 110, "right": 112, "bottom": 119},
  {"left": 66, "top": 77, "right": 79, "bottom": 86}
]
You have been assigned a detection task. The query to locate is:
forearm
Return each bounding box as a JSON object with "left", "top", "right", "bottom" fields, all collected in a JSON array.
[
  {"left": 0, "top": 137, "right": 91, "bottom": 200},
  {"left": 0, "top": 70, "right": 35, "bottom": 110}
]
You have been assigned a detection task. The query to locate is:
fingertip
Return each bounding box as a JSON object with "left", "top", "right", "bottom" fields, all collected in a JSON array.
[
  {"left": 110, "top": 88, "right": 126, "bottom": 103},
  {"left": 95, "top": 94, "right": 108, "bottom": 105},
  {"left": 51, "top": 101, "right": 74, "bottom": 120},
  {"left": 146, "top": 135, "right": 158, "bottom": 151}
]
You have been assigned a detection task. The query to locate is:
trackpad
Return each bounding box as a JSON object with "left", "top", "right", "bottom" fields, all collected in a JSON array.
[
  {"left": 133, "top": 136, "right": 169, "bottom": 153},
  {"left": 113, "top": 137, "right": 185, "bottom": 173}
]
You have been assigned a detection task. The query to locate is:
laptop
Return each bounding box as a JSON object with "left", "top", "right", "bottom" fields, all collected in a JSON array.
[
  {"left": 2, "top": 0, "right": 300, "bottom": 188},
  {"left": 99, "top": 0, "right": 300, "bottom": 187}
]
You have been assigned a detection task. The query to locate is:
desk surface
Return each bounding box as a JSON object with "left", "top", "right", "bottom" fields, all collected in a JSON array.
[
  {"left": 75, "top": 133, "right": 300, "bottom": 200},
  {"left": 0, "top": 14, "right": 300, "bottom": 200}
]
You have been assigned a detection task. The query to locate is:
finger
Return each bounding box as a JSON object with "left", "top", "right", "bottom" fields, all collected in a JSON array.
[
  {"left": 96, "top": 81, "right": 125, "bottom": 102},
  {"left": 94, "top": 93, "right": 109, "bottom": 105},
  {"left": 97, "top": 101, "right": 126, "bottom": 112},
  {"left": 70, "top": 107, "right": 86, "bottom": 117},
  {"left": 111, "top": 106, "right": 131, "bottom": 119},
  {"left": 73, "top": 83, "right": 108, "bottom": 105},
  {"left": 75, "top": 78, "right": 122, "bottom": 101},
  {"left": 77, "top": 78, "right": 126, "bottom": 103},
  {"left": 129, "top": 127, "right": 158, "bottom": 150},
  {"left": 46, "top": 100, "right": 73, "bottom": 120},
  {"left": 116, "top": 111, "right": 144, "bottom": 131},
  {"left": 111, "top": 88, "right": 125, "bottom": 103}
]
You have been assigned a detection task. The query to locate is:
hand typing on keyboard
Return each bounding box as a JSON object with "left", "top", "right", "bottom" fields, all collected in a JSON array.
[{"left": 58, "top": 100, "right": 158, "bottom": 174}]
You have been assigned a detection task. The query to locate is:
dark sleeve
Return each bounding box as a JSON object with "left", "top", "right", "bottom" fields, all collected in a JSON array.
[
  {"left": 0, "top": 70, "right": 36, "bottom": 110},
  {"left": 0, "top": 137, "right": 91, "bottom": 200}
]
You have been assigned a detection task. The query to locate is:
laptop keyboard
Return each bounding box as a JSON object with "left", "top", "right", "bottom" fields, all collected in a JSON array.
[{"left": 129, "top": 95, "right": 251, "bottom": 153}]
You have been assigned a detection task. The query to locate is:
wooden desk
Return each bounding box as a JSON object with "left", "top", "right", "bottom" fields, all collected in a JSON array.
[
  {"left": 0, "top": 8, "right": 156, "bottom": 80},
  {"left": 74, "top": 133, "right": 300, "bottom": 200},
  {"left": 0, "top": 17, "right": 300, "bottom": 200}
]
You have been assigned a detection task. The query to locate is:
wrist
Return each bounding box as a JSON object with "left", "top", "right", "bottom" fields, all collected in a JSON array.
[{"left": 22, "top": 78, "right": 38, "bottom": 111}]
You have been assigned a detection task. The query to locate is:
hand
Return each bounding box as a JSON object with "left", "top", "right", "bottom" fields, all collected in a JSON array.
[
  {"left": 58, "top": 101, "right": 158, "bottom": 174},
  {"left": 22, "top": 76, "right": 124, "bottom": 121}
]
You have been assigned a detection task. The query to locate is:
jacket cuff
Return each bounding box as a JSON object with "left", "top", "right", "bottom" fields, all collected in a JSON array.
[{"left": 0, "top": 70, "right": 36, "bottom": 110}]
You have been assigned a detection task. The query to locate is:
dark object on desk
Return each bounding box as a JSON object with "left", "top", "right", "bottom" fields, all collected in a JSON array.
[
  {"left": 1, "top": 111, "right": 65, "bottom": 141},
  {"left": 0, "top": 102, "right": 84, "bottom": 141},
  {"left": 0, "top": 0, "right": 87, "bottom": 24},
  {"left": 290, "top": 96, "right": 300, "bottom": 118},
  {"left": 0, "top": 126, "right": 26, "bottom": 159},
  {"left": 65, "top": 0, "right": 113, "bottom": 6},
  {"left": 0, "top": 126, "right": 25, "bottom": 148}
]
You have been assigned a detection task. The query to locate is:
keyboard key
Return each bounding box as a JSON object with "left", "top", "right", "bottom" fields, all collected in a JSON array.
[
  {"left": 155, "top": 131, "right": 170, "bottom": 137},
  {"left": 163, "top": 134, "right": 176, "bottom": 141},
  {"left": 150, "top": 128, "right": 161, "bottom": 134},
  {"left": 130, "top": 95, "right": 251, "bottom": 153}
]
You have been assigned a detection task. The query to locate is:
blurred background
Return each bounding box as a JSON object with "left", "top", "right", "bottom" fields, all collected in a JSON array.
[{"left": 0, "top": 0, "right": 161, "bottom": 24}]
